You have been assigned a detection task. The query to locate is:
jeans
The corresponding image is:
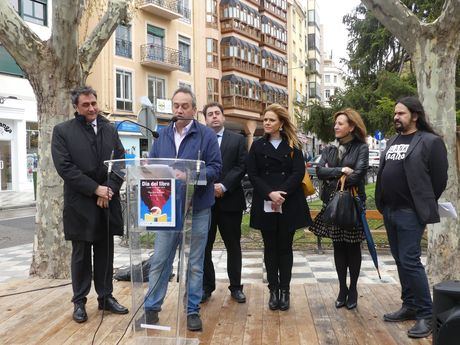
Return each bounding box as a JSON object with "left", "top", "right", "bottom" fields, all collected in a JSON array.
[
  {"left": 145, "top": 208, "right": 211, "bottom": 315},
  {"left": 383, "top": 207, "right": 432, "bottom": 319}
]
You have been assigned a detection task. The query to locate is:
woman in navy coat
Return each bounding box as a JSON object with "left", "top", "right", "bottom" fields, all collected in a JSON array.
[{"left": 247, "top": 103, "right": 312, "bottom": 311}]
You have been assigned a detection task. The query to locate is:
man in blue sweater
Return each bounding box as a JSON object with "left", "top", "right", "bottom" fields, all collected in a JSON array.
[{"left": 143, "top": 87, "right": 222, "bottom": 331}]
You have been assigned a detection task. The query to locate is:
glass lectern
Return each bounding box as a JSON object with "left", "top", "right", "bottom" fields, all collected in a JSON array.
[{"left": 105, "top": 158, "right": 206, "bottom": 345}]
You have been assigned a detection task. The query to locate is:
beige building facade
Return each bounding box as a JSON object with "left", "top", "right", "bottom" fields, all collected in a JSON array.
[{"left": 86, "top": 2, "right": 196, "bottom": 156}]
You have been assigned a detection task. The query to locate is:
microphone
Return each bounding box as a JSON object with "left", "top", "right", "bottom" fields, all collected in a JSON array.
[
  {"left": 115, "top": 119, "right": 159, "bottom": 139},
  {"left": 108, "top": 119, "right": 159, "bottom": 174}
]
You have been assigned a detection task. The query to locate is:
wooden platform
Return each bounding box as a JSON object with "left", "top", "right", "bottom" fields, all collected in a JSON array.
[{"left": 0, "top": 279, "right": 431, "bottom": 345}]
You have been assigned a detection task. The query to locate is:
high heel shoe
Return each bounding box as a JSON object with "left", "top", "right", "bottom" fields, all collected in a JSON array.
[
  {"left": 268, "top": 289, "right": 279, "bottom": 310},
  {"left": 346, "top": 288, "right": 357, "bottom": 310},
  {"left": 335, "top": 288, "right": 348, "bottom": 309}
]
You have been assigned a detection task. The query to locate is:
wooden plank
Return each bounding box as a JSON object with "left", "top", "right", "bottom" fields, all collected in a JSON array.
[
  {"left": 261, "top": 287, "right": 280, "bottom": 345},
  {"left": 304, "top": 283, "right": 338, "bottom": 345},
  {"left": 318, "top": 283, "right": 357, "bottom": 345},
  {"left": 197, "top": 283, "right": 228, "bottom": 345},
  {"left": 290, "top": 284, "right": 319, "bottom": 345},
  {"left": 279, "top": 286, "right": 301, "bottom": 345},
  {"left": 241, "top": 283, "right": 264, "bottom": 345}
]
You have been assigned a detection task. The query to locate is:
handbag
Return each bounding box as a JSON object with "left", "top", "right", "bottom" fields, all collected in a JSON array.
[
  {"left": 323, "top": 175, "right": 358, "bottom": 228},
  {"left": 290, "top": 150, "right": 316, "bottom": 196},
  {"left": 301, "top": 172, "right": 315, "bottom": 196}
]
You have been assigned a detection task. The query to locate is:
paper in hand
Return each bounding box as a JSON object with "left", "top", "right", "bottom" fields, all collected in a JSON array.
[{"left": 264, "top": 200, "right": 282, "bottom": 213}]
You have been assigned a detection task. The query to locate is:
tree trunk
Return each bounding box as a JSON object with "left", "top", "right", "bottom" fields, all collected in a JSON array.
[
  {"left": 28, "top": 67, "right": 83, "bottom": 278},
  {"left": 411, "top": 40, "right": 460, "bottom": 283}
]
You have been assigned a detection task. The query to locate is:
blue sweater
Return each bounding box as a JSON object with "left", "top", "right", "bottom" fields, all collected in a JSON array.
[{"left": 149, "top": 120, "right": 222, "bottom": 211}]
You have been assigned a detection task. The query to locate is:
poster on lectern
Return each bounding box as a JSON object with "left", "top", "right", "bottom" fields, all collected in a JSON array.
[{"left": 138, "top": 178, "right": 176, "bottom": 227}]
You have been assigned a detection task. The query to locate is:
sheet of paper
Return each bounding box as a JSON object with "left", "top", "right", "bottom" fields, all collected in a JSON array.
[
  {"left": 264, "top": 200, "right": 282, "bottom": 213},
  {"left": 438, "top": 202, "right": 458, "bottom": 219}
]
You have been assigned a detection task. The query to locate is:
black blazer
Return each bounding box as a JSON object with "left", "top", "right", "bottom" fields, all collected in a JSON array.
[
  {"left": 246, "top": 137, "right": 312, "bottom": 232},
  {"left": 375, "top": 131, "right": 448, "bottom": 224},
  {"left": 52, "top": 114, "right": 125, "bottom": 241},
  {"left": 214, "top": 129, "right": 247, "bottom": 212}
]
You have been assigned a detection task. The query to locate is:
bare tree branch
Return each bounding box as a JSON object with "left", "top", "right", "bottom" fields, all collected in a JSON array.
[
  {"left": 0, "top": 1, "right": 43, "bottom": 71},
  {"left": 50, "top": 0, "right": 85, "bottom": 71},
  {"left": 360, "top": 0, "right": 421, "bottom": 54},
  {"left": 79, "top": 0, "right": 131, "bottom": 75}
]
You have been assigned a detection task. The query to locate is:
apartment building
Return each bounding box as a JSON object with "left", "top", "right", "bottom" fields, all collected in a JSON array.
[
  {"left": 208, "top": 0, "right": 289, "bottom": 142},
  {"left": 0, "top": 0, "right": 51, "bottom": 192},
  {"left": 322, "top": 52, "right": 345, "bottom": 107},
  {"left": 287, "top": 0, "right": 308, "bottom": 117},
  {"left": 86, "top": 0, "right": 194, "bottom": 157},
  {"left": 306, "top": 0, "right": 322, "bottom": 104}
]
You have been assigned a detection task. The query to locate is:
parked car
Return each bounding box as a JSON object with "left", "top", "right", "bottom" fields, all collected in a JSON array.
[
  {"left": 368, "top": 150, "right": 380, "bottom": 167},
  {"left": 306, "top": 154, "right": 321, "bottom": 178}
]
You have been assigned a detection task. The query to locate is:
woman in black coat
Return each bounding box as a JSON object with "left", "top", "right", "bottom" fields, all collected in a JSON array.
[
  {"left": 247, "top": 103, "right": 312, "bottom": 311},
  {"left": 310, "top": 108, "right": 369, "bottom": 310}
]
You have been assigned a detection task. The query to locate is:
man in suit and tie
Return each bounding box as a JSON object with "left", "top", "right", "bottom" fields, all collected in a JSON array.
[{"left": 202, "top": 102, "right": 248, "bottom": 303}]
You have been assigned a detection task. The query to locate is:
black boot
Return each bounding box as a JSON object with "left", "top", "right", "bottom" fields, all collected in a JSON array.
[
  {"left": 268, "top": 289, "right": 279, "bottom": 310},
  {"left": 279, "top": 289, "right": 290, "bottom": 311}
]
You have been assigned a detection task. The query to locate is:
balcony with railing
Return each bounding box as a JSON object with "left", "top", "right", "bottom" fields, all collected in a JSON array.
[
  {"left": 139, "top": 0, "right": 183, "bottom": 20},
  {"left": 261, "top": 34, "right": 287, "bottom": 53},
  {"left": 221, "top": 57, "right": 261, "bottom": 78},
  {"left": 260, "top": 69, "right": 287, "bottom": 86},
  {"left": 220, "top": 18, "right": 261, "bottom": 41},
  {"left": 222, "top": 95, "right": 262, "bottom": 113},
  {"left": 115, "top": 39, "right": 132, "bottom": 59},
  {"left": 260, "top": 0, "right": 287, "bottom": 22},
  {"left": 140, "top": 44, "right": 181, "bottom": 71}
]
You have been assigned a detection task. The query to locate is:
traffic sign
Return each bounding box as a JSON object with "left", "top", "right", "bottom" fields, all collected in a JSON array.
[{"left": 374, "top": 130, "right": 383, "bottom": 141}]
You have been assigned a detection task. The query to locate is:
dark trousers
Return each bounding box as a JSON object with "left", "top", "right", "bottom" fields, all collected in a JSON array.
[
  {"left": 203, "top": 207, "right": 243, "bottom": 293},
  {"left": 383, "top": 207, "right": 432, "bottom": 319},
  {"left": 260, "top": 222, "right": 295, "bottom": 291},
  {"left": 71, "top": 236, "right": 114, "bottom": 304}
]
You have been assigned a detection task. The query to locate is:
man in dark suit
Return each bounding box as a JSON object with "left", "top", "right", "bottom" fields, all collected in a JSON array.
[
  {"left": 376, "top": 96, "right": 448, "bottom": 338},
  {"left": 202, "top": 102, "right": 247, "bottom": 303},
  {"left": 52, "top": 86, "right": 128, "bottom": 323}
]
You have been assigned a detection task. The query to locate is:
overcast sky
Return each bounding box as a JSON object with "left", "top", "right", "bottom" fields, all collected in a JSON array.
[{"left": 311, "top": 0, "right": 361, "bottom": 66}]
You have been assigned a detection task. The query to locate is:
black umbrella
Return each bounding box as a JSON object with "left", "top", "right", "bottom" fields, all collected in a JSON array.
[{"left": 355, "top": 196, "right": 381, "bottom": 279}]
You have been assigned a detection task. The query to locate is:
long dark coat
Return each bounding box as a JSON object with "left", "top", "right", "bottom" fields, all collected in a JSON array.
[
  {"left": 246, "top": 137, "right": 312, "bottom": 232},
  {"left": 51, "top": 114, "right": 125, "bottom": 242}
]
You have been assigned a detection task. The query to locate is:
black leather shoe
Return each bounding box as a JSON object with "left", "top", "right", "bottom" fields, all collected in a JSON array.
[
  {"left": 201, "top": 291, "right": 212, "bottom": 303},
  {"left": 187, "top": 314, "right": 202, "bottom": 331},
  {"left": 231, "top": 289, "right": 246, "bottom": 303},
  {"left": 335, "top": 288, "right": 348, "bottom": 309},
  {"left": 335, "top": 299, "right": 346, "bottom": 308},
  {"left": 407, "top": 318, "right": 432, "bottom": 338},
  {"left": 346, "top": 288, "right": 357, "bottom": 310},
  {"left": 135, "top": 310, "right": 159, "bottom": 329},
  {"left": 383, "top": 306, "right": 417, "bottom": 322},
  {"left": 279, "top": 289, "right": 290, "bottom": 311},
  {"left": 98, "top": 296, "right": 129, "bottom": 314},
  {"left": 268, "top": 289, "right": 279, "bottom": 310},
  {"left": 73, "top": 303, "right": 88, "bottom": 323}
]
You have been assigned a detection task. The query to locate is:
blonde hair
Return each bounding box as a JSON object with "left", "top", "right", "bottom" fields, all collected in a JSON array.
[
  {"left": 333, "top": 108, "right": 367, "bottom": 143},
  {"left": 263, "top": 103, "right": 300, "bottom": 149}
]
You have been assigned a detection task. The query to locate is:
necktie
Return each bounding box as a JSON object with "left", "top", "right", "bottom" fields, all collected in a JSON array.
[
  {"left": 217, "top": 134, "right": 221, "bottom": 147},
  {"left": 92, "top": 123, "right": 97, "bottom": 135}
]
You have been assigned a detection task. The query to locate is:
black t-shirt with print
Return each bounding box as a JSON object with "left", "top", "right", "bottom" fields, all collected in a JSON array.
[{"left": 381, "top": 133, "right": 416, "bottom": 210}]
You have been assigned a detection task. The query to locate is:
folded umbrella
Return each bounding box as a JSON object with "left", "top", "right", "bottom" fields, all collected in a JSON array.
[{"left": 355, "top": 196, "right": 381, "bottom": 279}]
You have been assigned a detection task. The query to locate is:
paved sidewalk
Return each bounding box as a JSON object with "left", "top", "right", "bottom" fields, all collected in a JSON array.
[
  {"left": 0, "top": 237, "right": 405, "bottom": 285},
  {"left": 0, "top": 190, "right": 35, "bottom": 210}
]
